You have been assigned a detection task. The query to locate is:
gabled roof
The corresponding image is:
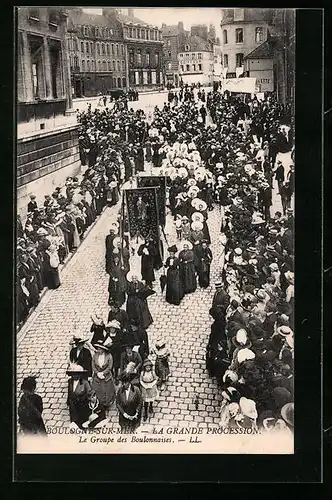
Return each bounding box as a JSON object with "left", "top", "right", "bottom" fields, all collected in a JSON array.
[
  {"left": 244, "top": 40, "right": 272, "bottom": 59},
  {"left": 67, "top": 9, "right": 112, "bottom": 29},
  {"left": 117, "top": 12, "right": 157, "bottom": 28},
  {"left": 180, "top": 34, "right": 212, "bottom": 53},
  {"left": 162, "top": 25, "right": 180, "bottom": 36}
]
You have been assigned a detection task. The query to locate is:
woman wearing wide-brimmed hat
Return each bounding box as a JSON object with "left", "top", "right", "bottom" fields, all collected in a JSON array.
[
  {"left": 69, "top": 336, "right": 92, "bottom": 378},
  {"left": 66, "top": 363, "right": 93, "bottom": 429},
  {"left": 164, "top": 245, "right": 184, "bottom": 305},
  {"left": 18, "top": 376, "right": 47, "bottom": 436},
  {"left": 178, "top": 240, "right": 197, "bottom": 295},
  {"left": 91, "top": 341, "right": 116, "bottom": 419},
  {"left": 140, "top": 359, "right": 159, "bottom": 422}
]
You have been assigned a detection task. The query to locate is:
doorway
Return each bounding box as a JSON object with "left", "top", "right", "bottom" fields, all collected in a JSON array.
[{"left": 75, "top": 80, "right": 82, "bottom": 98}]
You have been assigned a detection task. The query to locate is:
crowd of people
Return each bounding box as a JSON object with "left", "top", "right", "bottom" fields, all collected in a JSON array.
[{"left": 18, "top": 85, "right": 294, "bottom": 437}]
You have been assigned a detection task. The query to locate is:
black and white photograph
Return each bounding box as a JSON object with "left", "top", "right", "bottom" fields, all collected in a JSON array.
[{"left": 16, "top": 7, "right": 295, "bottom": 454}]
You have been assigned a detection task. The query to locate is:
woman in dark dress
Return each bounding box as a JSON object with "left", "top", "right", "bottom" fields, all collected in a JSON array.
[
  {"left": 179, "top": 241, "right": 197, "bottom": 294},
  {"left": 66, "top": 364, "right": 93, "bottom": 429},
  {"left": 18, "top": 376, "right": 47, "bottom": 436},
  {"left": 126, "top": 272, "right": 154, "bottom": 329},
  {"left": 196, "top": 240, "right": 213, "bottom": 289},
  {"left": 137, "top": 238, "right": 156, "bottom": 287},
  {"left": 43, "top": 244, "right": 61, "bottom": 289},
  {"left": 164, "top": 245, "right": 184, "bottom": 305},
  {"left": 90, "top": 314, "right": 108, "bottom": 346},
  {"left": 108, "top": 254, "right": 127, "bottom": 307}
]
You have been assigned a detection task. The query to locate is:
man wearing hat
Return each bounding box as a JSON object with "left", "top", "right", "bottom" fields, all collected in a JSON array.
[
  {"left": 274, "top": 160, "right": 285, "bottom": 194},
  {"left": 27, "top": 195, "right": 38, "bottom": 214},
  {"left": 69, "top": 336, "right": 92, "bottom": 378},
  {"left": 212, "top": 282, "right": 230, "bottom": 313}
]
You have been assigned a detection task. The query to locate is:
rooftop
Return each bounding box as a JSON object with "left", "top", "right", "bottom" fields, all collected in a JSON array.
[
  {"left": 244, "top": 40, "right": 272, "bottom": 59},
  {"left": 67, "top": 9, "right": 112, "bottom": 29},
  {"left": 180, "top": 34, "right": 213, "bottom": 53},
  {"left": 117, "top": 12, "right": 159, "bottom": 29}
]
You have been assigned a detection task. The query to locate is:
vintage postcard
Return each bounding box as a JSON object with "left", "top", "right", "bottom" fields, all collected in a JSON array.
[{"left": 16, "top": 7, "right": 295, "bottom": 455}]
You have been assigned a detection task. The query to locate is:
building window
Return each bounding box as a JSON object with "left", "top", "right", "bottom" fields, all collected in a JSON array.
[
  {"left": 97, "top": 60, "right": 101, "bottom": 71},
  {"left": 236, "top": 53, "right": 244, "bottom": 67},
  {"left": 142, "top": 29, "right": 146, "bottom": 40},
  {"left": 155, "top": 52, "right": 159, "bottom": 65},
  {"left": 111, "top": 44, "right": 114, "bottom": 55},
  {"left": 113, "top": 77, "right": 117, "bottom": 88},
  {"left": 102, "top": 43, "right": 105, "bottom": 55},
  {"left": 185, "top": 44, "right": 190, "bottom": 51},
  {"left": 186, "top": 64, "right": 190, "bottom": 71},
  {"left": 29, "top": 8, "right": 40, "bottom": 21},
  {"left": 198, "top": 64, "right": 202, "bottom": 71},
  {"left": 129, "top": 52, "right": 134, "bottom": 64},
  {"left": 97, "top": 43, "right": 100, "bottom": 55},
  {"left": 224, "top": 54, "right": 228, "bottom": 67},
  {"left": 147, "top": 71, "right": 152, "bottom": 84},
  {"left": 129, "top": 28, "right": 133, "bottom": 38},
  {"left": 91, "top": 60, "right": 95, "bottom": 70},
  {"left": 122, "top": 60, "right": 125, "bottom": 70},
  {"left": 192, "top": 64, "right": 196, "bottom": 71},
  {"left": 168, "top": 62, "right": 172, "bottom": 70},
  {"left": 113, "top": 60, "right": 116, "bottom": 70},
  {"left": 81, "top": 42, "right": 84, "bottom": 52},
  {"left": 137, "top": 50, "right": 142, "bottom": 64},
  {"left": 146, "top": 52, "right": 150, "bottom": 65},
  {"left": 223, "top": 30, "right": 228, "bottom": 44},
  {"left": 179, "top": 53, "right": 184, "bottom": 59},
  {"left": 255, "top": 27, "right": 263, "bottom": 43},
  {"left": 139, "top": 71, "right": 143, "bottom": 84},
  {"left": 198, "top": 53, "right": 202, "bottom": 60},
  {"left": 117, "top": 77, "right": 121, "bottom": 88},
  {"left": 181, "top": 65, "right": 184, "bottom": 72},
  {"left": 102, "top": 60, "right": 106, "bottom": 71},
  {"left": 105, "top": 28, "right": 109, "bottom": 38},
  {"left": 108, "top": 61, "right": 111, "bottom": 71},
  {"left": 122, "top": 77, "right": 126, "bottom": 87},
  {"left": 117, "top": 60, "right": 120, "bottom": 71},
  {"left": 86, "top": 41, "right": 89, "bottom": 54},
  {"left": 137, "top": 29, "right": 141, "bottom": 39},
  {"left": 90, "top": 42, "right": 93, "bottom": 53},
  {"left": 133, "top": 28, "right": 137, "bottom": 38},
  {"left": 106, "top": 44, "right": 110, "bottom": 56},
  {"left": 116, "top": 44, "right": 119, "bottom": 56},
  {"left": 82, "top": 60, "right": 85, "bottom": 71},
  {"left": 48, "top": 9, "right": 58, "bottom": 28},
  {"left": 146, "top": 30, "right": 150, "bottom": 40},
  {"left": 235, "top": 28, "right": 243, "bottom": 43},
  {"left": 121, "top": 45, "right": 124, "bottom": 56},
  {"left": 87, "top": 60, "right": 90, "bottom": 71},
  {"left": 168, "top": 51, "right": 171, "bottom": 58}
]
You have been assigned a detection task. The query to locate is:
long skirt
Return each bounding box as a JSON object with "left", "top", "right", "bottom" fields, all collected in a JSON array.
[
  {"left": 166, "top": 268, "right": 184, "bottom": 305},
  {"left": 198, "top": 262, "right": 210, "bottom": 289},
  {"left": 181, "top": 262, "right": 197, "bottom": 294},
  {"left": 45, "top": 267, "right": 60, "bottom": 289},
  {"left": 91, "top": 376, "right": 116, "bottom": 410},
  {"left": 155, "top": 357, "right": 170, "bottom": 383},
  {"left": 119, "top": 412, "right": 141, "bottom": 433},
  {"left": 126, "top": 296, "right": 153, "bottom": 329}
]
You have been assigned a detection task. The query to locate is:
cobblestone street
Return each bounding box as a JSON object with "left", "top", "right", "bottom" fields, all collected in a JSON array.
[{"left": 17, "top": 188, "right": 225, "bottom": 429}]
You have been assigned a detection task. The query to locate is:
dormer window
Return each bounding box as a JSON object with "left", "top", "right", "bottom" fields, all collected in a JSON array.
[
  {"left": 48, "top": 9, "right": 59, "bottom": 30},
  {"left": 185, "top": 44, "right": 190, "bottom": 52},
  {"left": 28, "top": 9, "right": 40, "bottom": 22}
]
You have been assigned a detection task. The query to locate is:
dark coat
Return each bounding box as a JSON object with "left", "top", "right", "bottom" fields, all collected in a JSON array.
[
  {"left": 137, "top": 243, "right": 156, "bottom": 283},
  {"left": 69, "top": 346, "right": 92, "bottom": 378},
  {"left": 67, "top": 378, "right": 93, "bottom": 427},
  {"left": 116, "top": 384, "right": 143, "bottom": 419},
  {"left": 275, "top": 165, "right": 285, "bottom": 182},
  {"left": 18, "top": 393, "right": 47, "bottom": 435},
  {"left": 212, "top": 289, "right": 230, "bottom": 312}
]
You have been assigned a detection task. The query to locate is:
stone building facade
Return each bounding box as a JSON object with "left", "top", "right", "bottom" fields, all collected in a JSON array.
[
  {"left": 16, "top": 7, "right": 81, "bottom": 219},
  {"left": 111, "top": 8, "right": 164, "bottom": 91},
  {"left": 162, "top": 22, "right": 188, "bottom": 87},
  {"left": 220, "top": 8, "right": 269, "bottom": 77},
  {"left": 178, "top": 27, "right": 214, "bottom": 86},
  {"left": 67, "top": 8, "right": 127, "bottom": 97},
  {"left": 17, "top": 7, "right": 72, "bottom": 133}
]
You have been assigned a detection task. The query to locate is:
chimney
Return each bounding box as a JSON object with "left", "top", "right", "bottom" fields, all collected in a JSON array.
[
  {"left": 128, "top": 8, "right": 134, "bottom": 17},
  {"left": 178, "top": 21, "right": 184, "bottom": 31},
  {"left": 162, "top": 22, "right": 166, "bottom": 27}
]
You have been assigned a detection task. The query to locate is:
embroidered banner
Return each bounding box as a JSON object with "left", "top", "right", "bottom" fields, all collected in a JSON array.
[{"left": 137, "top": 175, "right": 166, "bottom": 227}]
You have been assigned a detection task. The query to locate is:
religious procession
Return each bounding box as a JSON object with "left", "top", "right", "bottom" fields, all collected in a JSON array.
[{"left": 18, "top": 84, "right": 294, "bottom": 437}]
